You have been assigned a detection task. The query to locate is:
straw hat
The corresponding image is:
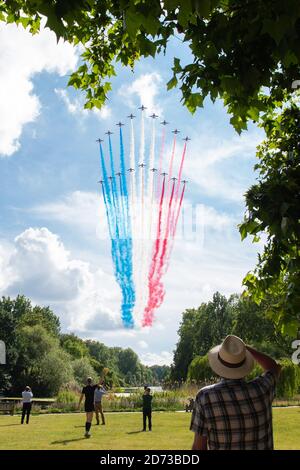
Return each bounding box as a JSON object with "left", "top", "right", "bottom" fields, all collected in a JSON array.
[{"left": 208, "top": 335, "right": 254, "bottom": 379}]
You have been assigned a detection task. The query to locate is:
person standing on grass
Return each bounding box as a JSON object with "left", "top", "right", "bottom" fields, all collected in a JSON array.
[
  {"left": 190, "top": 335, "right": 281, "bottom": 450},
  {"left": 94, "top": 381, "right": 106, "bottom": 426},
  {"left": 142, "top": 387, "right": 152, "bottom": 431},
  {"left": 21, "top": 386, "right": 33, "bottom": 424},
  {"left": 78, "top": 377, "right": 100, "bottom": 438}
]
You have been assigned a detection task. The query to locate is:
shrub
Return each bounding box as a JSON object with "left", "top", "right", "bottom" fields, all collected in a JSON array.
[
  {"left": 276, "top": 359, "right": 300, "bottom": 398},
  {"left": 72, "top": 357, "right": 96, "bottom": 385},
  {"left": 187, "top": 355, "right": 217, "bottom": 383},
  {"left": 187, "top": 354, "right": 300, "bottom": 399},
  {"left": 56, "top": 390, "right": 79, "bottom": 404}
]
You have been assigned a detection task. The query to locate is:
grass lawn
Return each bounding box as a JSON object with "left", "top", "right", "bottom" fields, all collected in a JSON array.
[{"left": 0, "top": 409, "right": 299, "bottom": 450}]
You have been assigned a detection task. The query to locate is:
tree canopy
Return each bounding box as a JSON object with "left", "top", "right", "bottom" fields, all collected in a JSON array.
[
  {"left": 1, "top": 0, "right": 300, "bottom": 131},
  {"left": 0, "top": 296, "right": 170, "bottom": 395},
  {"left": 240, "top": 100, "right": 300, "bottom": 336},
  {"left": 171, "top": 292, "right": 292, "bottom": 381}
]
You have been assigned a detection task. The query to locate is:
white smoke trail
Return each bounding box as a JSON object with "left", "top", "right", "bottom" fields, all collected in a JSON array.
[
  {"left": 147, "top": 117, "right": 156, "bottom": 241},
  {"left": 134, "top": 108, "right": 146, "bottom": 325},
  {"left": 129, "top": 118, "right": 139, "bottom": 321}
]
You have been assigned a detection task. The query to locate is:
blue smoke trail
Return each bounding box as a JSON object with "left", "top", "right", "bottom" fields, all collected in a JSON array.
[
  {"left": 119, "top": 127, "right": 135, "bottom": 321},
  {"left": 100, "top": 135, "right": 134, "bottom": 328},
  {"left": 99, "top": 142, "right": 121, "bottom": 279}
]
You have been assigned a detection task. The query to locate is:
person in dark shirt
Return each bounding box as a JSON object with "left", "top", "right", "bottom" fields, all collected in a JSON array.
[
  {"left": 78, "top": 377, "right": 99, "bottom": 438},
  {"left": 142, "top": 387, "right": 152, "bottom": 431}
]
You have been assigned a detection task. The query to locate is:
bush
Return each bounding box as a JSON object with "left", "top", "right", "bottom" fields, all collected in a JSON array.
[
  {"left": 56, "top": 390, "right": 79, "bottom": 404},
  {"left": 72, "top": 357, "right": 96, "bottom": 386},
  {"left": 187, "top": 355, "right": 217, "bottom": 383},
  {"left": 276, "top": 359, "right": 300, "bottom": 398},
  {"left": 187, "top": 354, "right": 300, "bottom": 399},
  {"left": 246, "top": 359, "right": 300, "bottom": 398},
  {"left": 38, "top": 349, "right": 74, "bottom": 396}
]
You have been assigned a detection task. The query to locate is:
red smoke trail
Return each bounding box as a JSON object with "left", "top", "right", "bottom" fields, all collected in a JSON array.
[
  {"left": 162, "top": 182, "right": 186, "bottom": 277},
  {"left": 142, "top": 177, "right": 166, "bottom": 326},
  {"left": 143, "top": 139, "right": 188, "bottom": 327},
  {"left": 148, "top": 176, "right": 166, "bottom": 282},
  {"left": 142, "top": 180, "right": 175, "bottom": 327},
  {"left": 158, "top": 179, "right": 176, "bottom": 268}
]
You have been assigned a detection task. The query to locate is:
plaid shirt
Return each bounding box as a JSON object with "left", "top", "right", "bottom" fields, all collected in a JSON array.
[{"left": 190, "top": 370, "right": 277, "bottom": 450}]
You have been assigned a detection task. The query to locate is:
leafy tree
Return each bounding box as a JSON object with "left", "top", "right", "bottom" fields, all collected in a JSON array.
[
  {"left": 0, "top": 295, "right": 169, "bottom": 393},
  {"left": 0, "top": 298, "right": 20, "bottom": 389},
  {"left": 149, "top": 365, "right": 170, "bottom": 384},
  {"left": 1, "top": 0, "right": 300, "bottom": 132},
  {"left": 172, "top": 293, "right": 233, "bottom": 381},
  {"left": 231, "top": 296, "right": 291, "bottom": 357},
  {"left": 171, "top": 308, "right": 199, "bottom": 381},
  {"left": 88, "top": 357, "right": 105, "bottom": 376},
  {"left": 240, "top": 101, "right": 300, "bottom": 337},
  {"left": 172, "top": 291, "right": 291, "bottom": 381},
  {"left": 19, "top": 304, "right": 60, "bottom": 337},
  {"left": 85, "top": 340, "right": 112, "bottom": 365},
  {"left": 187, "top": 354, "right": 216, "bottom": 383},
  {"left": 60, "top": 333, "right": 89, "bottom": 359},
  {"left": 117, "top": 348, "right": 139, "bottom": 376},
  {"left": 34, "top": 349, "right": 74, "bottom": 396},
  {"left": 194, "top": 292, "right": 234, "bottom": 355},
  {"left": 72, "top": 357, "right": 97, "bottom": 386},
  {"left": 103, "top": 367, "right": 122, "bottom": 388},
  {"left": 12, "top": 324, "right": 74, "bottom": 395}
]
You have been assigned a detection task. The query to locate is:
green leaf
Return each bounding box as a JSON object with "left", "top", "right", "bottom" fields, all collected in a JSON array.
[
  {"left": 164, "top": 0, "right": 179, "bottom": 10},
  {"left": 195, "top": 0, "right": 211, "bottom": 18},
  {"left": 281, "top": 320, "right": 299, "bottom": 337},
  {"left": 262, "top": 18, "right": 289, "bottom": 45},
  {"left": 173, "top": 57, "right": 181, "bottom": 73},
  {"left": 167, "top": 76, "right": 178, "bottom": 90},
  {"left": 185, "top": 92, "right": 204, "bottom": 113}
]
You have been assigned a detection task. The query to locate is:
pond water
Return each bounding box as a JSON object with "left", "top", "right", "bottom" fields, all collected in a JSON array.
[{"left": 114, "top": 386, "right": 163, "bottom": 397}]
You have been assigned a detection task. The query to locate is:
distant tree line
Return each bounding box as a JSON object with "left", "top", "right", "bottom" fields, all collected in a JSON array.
[
  {"left": 170, "top": 292, "right": 292, "bottom": 382},
  {"left": 0, "top": 296, "right": 170, "bottom": 396}
]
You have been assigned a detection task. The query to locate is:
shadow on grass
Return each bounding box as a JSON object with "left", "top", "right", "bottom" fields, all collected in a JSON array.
[
  {"left": 127, "top": 430, "right": 146, "bottom": 435},
  {"left": 51, "top": 437, "right": 88, "bottom": 445},
  {"left": 0, "top": 423, "right": 22, "bottom": 427}
]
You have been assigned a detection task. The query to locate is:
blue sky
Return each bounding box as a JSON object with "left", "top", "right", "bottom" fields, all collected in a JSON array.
[{"left": 0, "top": 23, "right": 265, "bottom": 365}]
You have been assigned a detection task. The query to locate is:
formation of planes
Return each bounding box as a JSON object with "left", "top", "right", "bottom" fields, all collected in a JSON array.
[{"left": 97, "top": 106, "right": 190, "bottom": 185}]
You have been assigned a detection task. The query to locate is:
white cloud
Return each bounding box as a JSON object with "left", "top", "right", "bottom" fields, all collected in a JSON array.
[
  {"left": 140, "top": 351, "right": 173, "bottom": 366},
  {"left": 138, "top": 340, "right": 149, "bottom": 349},
  {"left": 55, "top": 88, "right": 111, "bottom": 121},
  {"left": 184, "top": 127, "right": 264, "bottom": 202},
  {"left": 30, "top": 191, "right": 107, "bottom": 240},
  {"left": 0, "top": 22, "right": 78, "bottom": 157},
  {"left": 0, "top": 227, "right": 121, "bottom": 331},
  {"left": 118, "top": 72, "right": 163, "bottom": 113},
  {"left": 30, "top": 191, "right": 233, "bottom": 245}
]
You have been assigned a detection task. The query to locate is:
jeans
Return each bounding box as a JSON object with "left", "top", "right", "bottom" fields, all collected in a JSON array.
[
  {"left": 143, "top": 410, "right": 152, "bottom": 430},
  {"left": 21, "top": 402, "right": 32, "bottom": 424}
]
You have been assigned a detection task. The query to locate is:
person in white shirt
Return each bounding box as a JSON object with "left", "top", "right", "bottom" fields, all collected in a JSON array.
[
  {"left": 21, "top": 386, "right": 33, "bottom": 424},
  {"left": 94, "top": 382, "right": 106, "bottom": 425}
]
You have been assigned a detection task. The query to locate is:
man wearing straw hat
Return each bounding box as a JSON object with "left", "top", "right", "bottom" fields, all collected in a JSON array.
[{"left": 190, "top": 335, "right": 281, "bottom": 450}]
